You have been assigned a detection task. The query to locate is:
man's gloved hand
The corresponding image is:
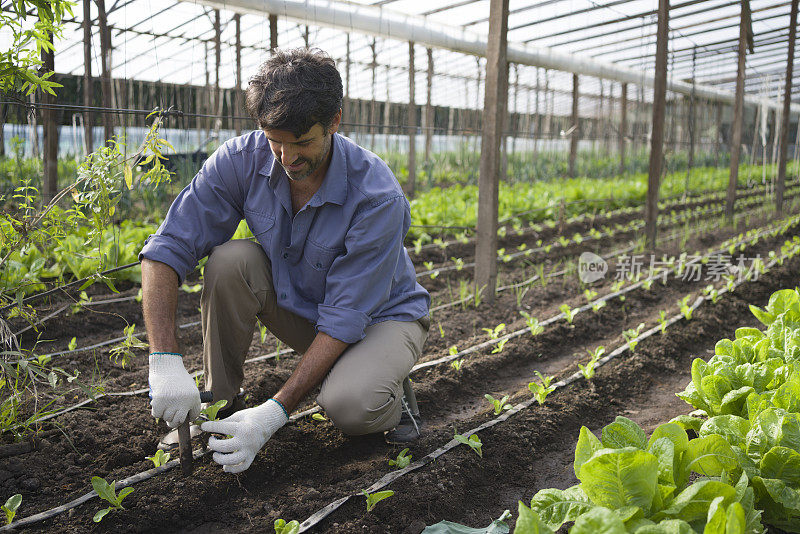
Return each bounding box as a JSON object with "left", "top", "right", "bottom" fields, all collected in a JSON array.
[
  {"left": 200, "top": 399, "right": 288, "bottom": 473},
  {"left": 148, "top": 353, "right": 201, "bottom": 428}
]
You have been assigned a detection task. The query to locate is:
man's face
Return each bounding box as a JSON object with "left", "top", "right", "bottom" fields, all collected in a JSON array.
[{"left": 264, "top": 123, "right": 333, "bottom": 183}]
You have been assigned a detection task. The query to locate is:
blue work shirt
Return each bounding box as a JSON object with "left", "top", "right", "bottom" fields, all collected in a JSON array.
[{"left": 139, "top": 131, "right": 430, "bottom": 344}]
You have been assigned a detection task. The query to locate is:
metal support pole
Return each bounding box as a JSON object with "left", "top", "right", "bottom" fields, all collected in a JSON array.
[
  {"left": 475, "top": 0, "right": 509, "bottom": 304},
  {"left": 82, "top": 0, "right": 93, "bottom": 154},
  {"left": 619, "top": 82, "right": 628, "bottom": 175},
  {"left": 370, "top": 39, "right": 377, "bottom": 149},
  {"left": 777, "top": 0, "right": 798, "bottom": 216},
  {"left": 424, "top": 47, "right": 434, "bottom": 164},
  {"left": 41, "top": 29, "right": 58, "bottom": 201},
  {"left": 235, "top": 14, "right": 242, "bottom": 135},
  {"left": 725, "top": 0, "right": 750, "bottom": 223},
  {"left": 96, "top": 0, "right": 113, "bottom": 144},
  {"left": 408, "top": 42, "right": 417, "bottom": 198},
  {"left": 645, "top": 0, "right": 669, "bottom": 250},
  {"left": 269, "top": 14, "right": 278, "bottom": 52},
  {"left": 568, "top": 73, "right": 579, "bottom": 178}
]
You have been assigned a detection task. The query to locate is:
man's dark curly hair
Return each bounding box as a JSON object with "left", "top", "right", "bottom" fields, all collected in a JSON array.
[{"left": 245, "top": 48, "right": 343, "bottom": 138}]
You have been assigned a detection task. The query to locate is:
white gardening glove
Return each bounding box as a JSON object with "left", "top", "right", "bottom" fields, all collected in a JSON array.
[
  {"left": 200, "top": 399, "right": 288, "bottom": 473},
  {"left": 148, "top": 353, "right": 201, "bottom": 428}
]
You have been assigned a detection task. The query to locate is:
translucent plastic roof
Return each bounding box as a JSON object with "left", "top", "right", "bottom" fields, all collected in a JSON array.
[{"left": 3, "top": 0, "right": 797, "bottom": 107}]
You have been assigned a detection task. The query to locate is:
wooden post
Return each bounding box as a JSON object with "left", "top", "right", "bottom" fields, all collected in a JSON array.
[
  {"left": 96, "top": 0, "right": 113, "bottom": 144},
  {"left": 619, "top": 82, "right": 627, "bottom": 175},
  {"left": 715, "top": 102, "right": 722, "bottom": 167},
  {"left": 82, "top": 0, "right": 93, "bottom": 154},
  {"left": 686, "top": 46, "right": 696, "bottom": 194},
  {"left": 234, "top": 14, "right": 242, "bottom": 135},
  {"left": 475, "top": 0, "right": 509, "bottom": 304},
  {"left": 424, "top": 47, "right": 434, "bottom": 164},
  {"left": 343, "top": 34, "right": 350, "bottom": 137},
  {"left": 370, "top": 39, "right": 377, "bottom": 149},
  {"left": 645, "top": 0, "right": 669, "bottom": 250},
  {"left": 725, "top": 0, "right": 750, "bottom": 223},
  {"left": 568, "top": 73, "right": 579, "bottom": 178},
  {"left": 214, "top": 10, "right": 222, "bottom": 139},
  {"left": 408, "top": 42, "right": 417, "bottom": 198},
  {"left": 777, "top": 0, "right": 798, "bottom": 216},
  {"left": 41, "top": 29, "right": 58, "bottom": 201},
  {"left": 269, "top": 14, "right": 278, "bottom": 52}
]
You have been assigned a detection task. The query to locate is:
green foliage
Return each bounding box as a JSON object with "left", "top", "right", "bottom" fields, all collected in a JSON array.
[
  {"left": 520, "top": 311, "right": 544, "bottom": 337},
  {"left": 560, "top": 304, "right": 579, "bottom": 325},
  {"left": 274, "top": 519, "right": 300, "bottom": 534},
  {"left": 485, "top": 394, "right": 512, "bottom": 415},
  {"left": 454, "top": 431, "right": 483, "bottom": 458},
  {"left": 527, "top": 417, "right": 761, "bottom": 533},
  {"left": 91, "top": 476, "right": 133, "bottom": 522},
  {"left": 388, "top": 448, "right": 412, "bottom": 470},
  {"left": 108, "top": 324, "right": 148, "bottom": 368},
  {"left": 2, "top": 494, "right": 21, "bottom": 525},
  {"left": 145, "top": 449, "right": 170, "bottom": 468},
  {"left": 200, "top": 399, "right": 229, "bottom": 422},
  {"left": 0, "top": 0, "right": 74, "bottom": 95},
  {"left": 362, "top": 489, "right": 394, "bottom": 512},
  {"left": 578, "top": 347, "right": 605, "bottom": 380},
  {"left": 528, "top": 371, "right": 556, "bottom": 406}
]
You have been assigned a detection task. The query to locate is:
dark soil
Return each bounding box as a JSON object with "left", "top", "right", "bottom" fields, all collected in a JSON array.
[{"left": 3, "top": 204, "right": 800, "bottom": 533}]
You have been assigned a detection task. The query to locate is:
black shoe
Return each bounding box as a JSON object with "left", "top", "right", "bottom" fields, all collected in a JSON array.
[
  {"left": 157, "top": 392, "right": 246, "bottom": 451},
  {"left": 384, "top": 396, "right": 423, "bottom": 444}
]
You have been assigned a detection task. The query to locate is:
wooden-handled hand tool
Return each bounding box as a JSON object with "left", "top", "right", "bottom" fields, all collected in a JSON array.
[{"left": 178, "top": 390, "right": 213, "bottom": 475}]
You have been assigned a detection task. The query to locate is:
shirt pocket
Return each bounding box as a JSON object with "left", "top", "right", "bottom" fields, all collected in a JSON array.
[
  {"left": 297, "top": 239, "right": 342, "bottom": 303},
  {"left": 244, "top": 210, "right": 275, "bottom": 249}
]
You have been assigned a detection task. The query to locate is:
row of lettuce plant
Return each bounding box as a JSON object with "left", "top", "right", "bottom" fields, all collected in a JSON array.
[{"left": 509, "top": 287, "right": 800, "bottom": 533}]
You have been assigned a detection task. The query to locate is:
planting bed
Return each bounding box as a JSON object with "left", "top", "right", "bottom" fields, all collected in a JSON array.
[{"left": 4, "top": 199, "right": 800, "bottom": 532}]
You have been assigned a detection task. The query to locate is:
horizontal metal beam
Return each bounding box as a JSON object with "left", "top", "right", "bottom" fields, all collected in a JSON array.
[{"left": 181, "top": 0, "right": 798, "bottom": 114}]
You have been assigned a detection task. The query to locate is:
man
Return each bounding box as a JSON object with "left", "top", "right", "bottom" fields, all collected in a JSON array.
[{"left": 140, "top": 48, "right": 430, "bottom": 474}]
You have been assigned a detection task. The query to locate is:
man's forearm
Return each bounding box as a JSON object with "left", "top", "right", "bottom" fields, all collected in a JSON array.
[
  {"left": 272, "top": 332, "right": 348, "bottom": 413},
  {"left": 141, "top": 258, "right": 180, "bottom": 353}
]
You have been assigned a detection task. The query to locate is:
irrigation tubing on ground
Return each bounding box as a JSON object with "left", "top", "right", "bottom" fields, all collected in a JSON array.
[{"left": 3, "top": 228, "right": 797, "bottom": 532}]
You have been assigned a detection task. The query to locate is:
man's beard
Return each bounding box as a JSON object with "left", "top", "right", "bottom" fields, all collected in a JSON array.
[{"left": 283, "top": 136, "right": 331, "bottom": 182}]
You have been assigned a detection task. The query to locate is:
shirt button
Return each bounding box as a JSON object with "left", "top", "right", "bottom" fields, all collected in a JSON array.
[{"left": 282, "top": 252, "right": 288, "bottom": 259}]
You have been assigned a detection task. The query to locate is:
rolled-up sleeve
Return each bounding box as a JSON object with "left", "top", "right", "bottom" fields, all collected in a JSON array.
[
  {"left": 139, "top": 145, "right": 244, "bottom": 283},
  {"left": 316, "top": 195, "right": 409, "bottom": 343}
]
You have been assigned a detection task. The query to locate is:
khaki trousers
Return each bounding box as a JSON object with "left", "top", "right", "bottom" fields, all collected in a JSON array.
[{"left": 200, "top": 239, "right": 429, "bottom": 435}]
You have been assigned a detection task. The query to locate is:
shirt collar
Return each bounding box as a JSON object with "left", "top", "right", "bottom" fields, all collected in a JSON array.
[{"left": 262, "top": 132, "right": 348, "bottom": 207}]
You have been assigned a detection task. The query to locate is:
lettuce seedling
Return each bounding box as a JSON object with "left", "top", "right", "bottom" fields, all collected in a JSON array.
[
  {"left": 2, "top": 494, "right": 21, "bottom": 525},
  {"left": 520, "top": 311, "right": 544, "bottom": 337},
  {"left": 560, "top": 304, "right": 579, "bottom": 324},
  {"left": 622, "top": 323, "right": 645, "bottom": 353},
  {"left": 451, "top": 256, "right": 465, "bottom": 271},
  {"left": 362, "top": 490, "right": 394, "bottom": 512},
  {"left": 454, "top": 431, "right": 483, "bottom": 458},
  {"left": 200, "top": 399, "right": 228, "bottom": 422},
  {"left": 484, "top": 394, "right": 511, "bottom": 415},
  {"left": 311, "top": 413, "right": 327, "bottom": 422},
  {"left": 491, "top": 338, "right": 508, "bottom": 354},
  {"left": 591, "top": 299, "right": 606, "bottom": 313},
  {"left": 145, "top": 449, "right": 170, "bottom": 468},
  {"left": 108, "top": 324, "right": 148, "bottom": 368},
  {"left": 583, "top": 289, "right": 598, "bottom": 303},
  {"left": 578, "top": 346, "right": 605, "bottom": 380},
  {"left": 658, "top": 310, "right": 668, "bottom": 334},
  {"left": 678, "top": 295, "right": 694, "bottom": 320},
  {"left": 388, "top": 448, "right": 412, "bottom": 469},
  {"left": 703, "top": 284, "right": 720, "bottom": 304},
  {"left": 274, "top": 518, "right": 300, "bottom": 534},
  {"left": 528, "top": 371, "right": 556, "bottom": 405},
  {"left": 91, "top": 476, "right": 133, "bottom": 523},
  {"left": 482, "top": 323, "right": 505, "bottom": 340},
  {"left": 450, "top": 360, "right": 463, "bottom": 372}
]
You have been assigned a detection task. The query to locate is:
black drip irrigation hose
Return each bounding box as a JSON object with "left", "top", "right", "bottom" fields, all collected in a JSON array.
[{"left": 5, "top": 229, "right": 794, "bottom": 533}]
